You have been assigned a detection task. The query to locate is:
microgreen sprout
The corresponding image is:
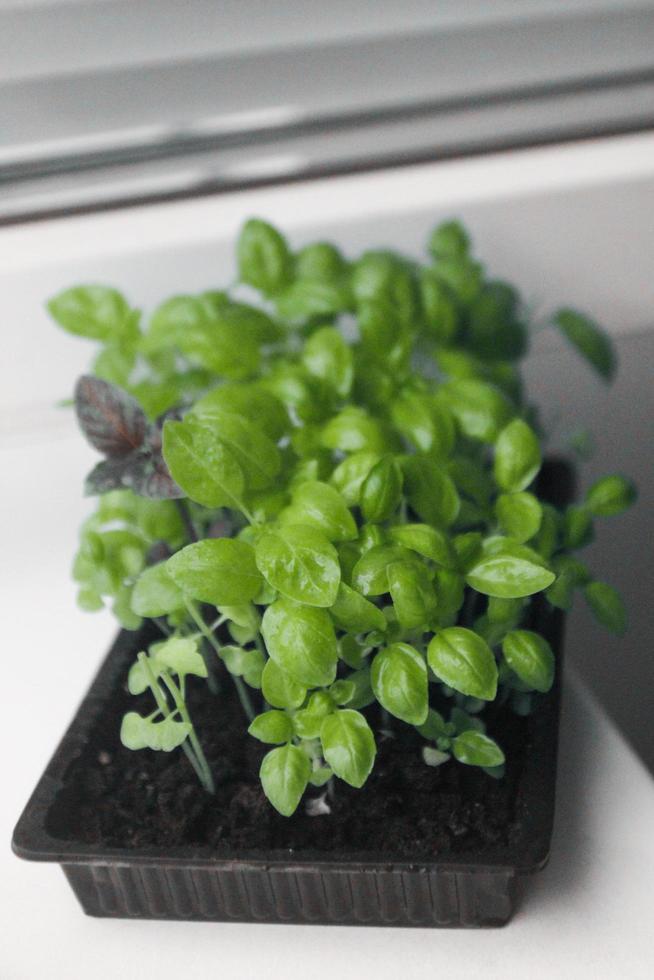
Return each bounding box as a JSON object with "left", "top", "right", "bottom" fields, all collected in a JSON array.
[{"left": 51, "top": 218, "right": 636, "bottom": 815}]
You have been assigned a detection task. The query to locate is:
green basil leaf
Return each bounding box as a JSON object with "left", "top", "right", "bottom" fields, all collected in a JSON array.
[
  {"left": 329, "top": 451, "right": 380, "bottom": 506},
  {"left": 330, "top": 582, "right": 387, "bottom": 633},
  {"left": 428, "top": 220, "right": 470, "bottom": 261},
  {"left": 585, "top": 474, "right": 637, "bottom": 517},
  {"left": 320, "top": 709, "right": 376, "bottom": 788},
  {"left": 261, "top": 597, "right": 338, "bottom": 687},
  {"left": 371, "top": 642, "right": 428, "bottom": 725},
  {"left": 360, "top": 454, "right": 403, "bottom": 523},
  {"left": 295, "top": 241, "right": 347, "bottom": 280},
  {"left": 186, "top": 411, "right": 280, "bottom": 491},
  {"left": 553, "top": 308, "right": 616, "bottom": 381},
  {"left": 255, "top": 524, "right": 340, "bottom": 606},
  {"left": 302, "top": 325, "right": 354, "bottom": 397},
  {"left": 320, "top": 407, "right": 388, "bottom": 454},
  {"left": 466, "top": 548, "right": 555, "bottom": 598},
  {"left": 419, "top": 270, "right": 458, "bottom": 344},
  {"left": 237, "top": 219, "right": 293, "bottom": 296},
  {"left": 192, "top": 383, "right": 290, "bottom": 441},
  {"left": 467, "top": 282, "right": 527, "bottom": 361},
  {"left": 261, "top": 659, "right": 307, "bottom": 709},
  {"left": 388, "top": 560, "right": 437, "bottom": 629},
  {"left": 563, "top": 505, "right": 594, "bottom": 550},
  {"left": 389, "top": 523, "right": 457, "bottom": 568},
  {"left": 351, "top": 544, "right": 415, "bottom": 596},
  {"left": 167, "top": 538, "right": 262, "bottom": 605},
  {"left": 259, "top": 744, "right": 311, "bottom": 816},
  {"left": 495, "top": 492, "right": 543, "bottom": 543},
  {"left": 281, "top": 481, "right": 357, "bottom": 542},
  {"left": 391, "top": 391, "right": 456, "bottom": 456},
  {"left": 162, "top": 419, "right": 245, "bottom": 509},
  {"left": 131, "top": 562, "right": 184, "bottom": 617},
  {"left": 277, "top": 280, "right": 350, "bottom": 320},
  {"left": 452, "top": 731, "right": 505, "bottom": 768},
  {"left": 120, "top": 712, "right": 191, "bottom": 752},
  {"left": 437, "top": 379, "right": 512, "bottom": 443},
  {"left": 494, "top": 419, "right": 541, "bottom": 492},
  {"left": 148, "top": 637, "right": 206, "bottom": 679},
  {"left": 427, "top": 627, "right": 498, "bottom": 700},
  {"left": 48, "top": 285, "right": 131, "bottom": 341},
  {"left": 329, "top": 679, "right": 356, "bottom": 706},
  {"left": 583, "top": 581, "right": 627, "bottom": 635},
  {"left": 416, "top": 708, "right": 449, "bottom": 740},
  {"left": 401, "top": 456, "right": 461, "bottom": 527},
  {"left": 502, "top": 630, "right": 555, "bottom": 693},
  {"left": 248, "top": 710, "right": 294, "bottom": 745}
]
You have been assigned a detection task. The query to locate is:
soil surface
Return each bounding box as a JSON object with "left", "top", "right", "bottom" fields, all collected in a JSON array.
[{"left": 47, "top": 663, "right": 542, "bottom": 859}]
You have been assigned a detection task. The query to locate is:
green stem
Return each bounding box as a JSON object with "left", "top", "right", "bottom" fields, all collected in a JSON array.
[
  {"left": 175, "top": 498, "right": 199, "bottom": 542},
  {"left": 161, "top": 674, "right": 215, "bottom": 794},
  {"left": 137, "top": 652, "right": 209, "bottom": 790},
  {"left": 186, "top": 599, "right": 255, "bottom": 722}
]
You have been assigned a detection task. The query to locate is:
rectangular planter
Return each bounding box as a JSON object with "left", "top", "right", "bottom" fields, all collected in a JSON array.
[{"left": 13, "top": 464, "right": 572, "bottom": 928}]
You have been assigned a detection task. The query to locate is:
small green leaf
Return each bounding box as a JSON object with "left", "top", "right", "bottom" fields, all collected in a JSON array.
[
  {"left": 308, "top": 766, "right": 334, "bottom": 787},
  {"left": 387, "top": 561, "right": 437, "bottom": 629},
  {"left": 416, "top": 708, "right": 449, "bottom": 740},
  {"left": 389, "top": 523, "right": 457, "bottom": 568},
  {"left": 261, "top": 598, "right": 338, "bottom": 687},
  {"left": 48, "top": 285, "right": 131, "bottom": 341},
  {"left": 187, "top": 412, "right": 280, "bottom": 491},
  {"left": 452, "top": 731, "right": 505, "bottom": 767},
  {"left": 131, "top": 562, "right": 185, "bottom": 617},
  {"left": 255, "top": 524, "right": 340, "bottom": 606},
  {"left": 302, "top": 326, "right": 354, "bottom": 397},
  {"left": 330, "top": 582, "right": 387, "bottom": 633},
  {"left": 583, "top": 581, "right": 627, "bottom": 635},
  {"left": 329, "top": 451, "right": 380, "bottom": 506},
  {"left": 351, "top": 544, "right": 414, "bottom": 596},
  {"left": 120, "top": 712, "right": 191, "bottom": 752},
  {"left": 371, "top": 642, "right": 428, "bottom": 725},
  {"left": 192, "top": 383, "right": 290, "bottom": 442},
  {"left": 428, "top": 220, "right": 470, "bottom": 261},
  {"left": 466, "top": 550, "right": 555, "bottom": 598},
  {"left": 437, "top": 379, "right": 512, "bottom": 443},
  {"left": 220, "top": 645, "right": 265, "bottom": 688},
  {"left": 249, "top": 710, "right": 294, "bottom": 745},
  {"left": 237, "top": 219, "right": 292, "bottom": 296},
  {"left": 152, "top": 636, "right": 207, "bottom": 678},
  {"left": 502, "top": 630, "right": 555, "bottom": 693},
  {"left": 401, "top": 456, "right": 461, "bottom": 527},
  {"left": 259, "top": 744, "right": 311, "bottom": 816},
  {"left": 360, "top": 455, "right": 403, "bottom": 523},
  {"left": 281, "top": 481, "right": 357, "bottom": 542},
  {"left": 427, "top": 627, "right": 498, "bottom": 700},
  {"left": 261, "top": 659, "right": 307, "bottom": 709},
  {"left": 162, "top": 419, "right": 245, "bottom": 509},
  {"left": 320, "top": 407, "right": 388, "bottom": 454},
  {"left": 422, "top": 747, "right": 451, "bottom": 768},
  {"left": 167, "top": 538, "right": 262, "bottom": 606},
  {"left": 320, "top": 709, "right": 376, "bottom": 788},
  {"left": 495, "top": 492, "right": 543, "bottom": 543},
  {"left": 585, "top": 474, "right": 637, "bottom": 517},
  {"left": 493, "top": 419, "right": 541, "bottom": 492},
  {"left": 563, "top": 505, "right": 594, "bottom": 550},
  {"left": 553, "top": 308, "right": 616, "bottom": 381}
]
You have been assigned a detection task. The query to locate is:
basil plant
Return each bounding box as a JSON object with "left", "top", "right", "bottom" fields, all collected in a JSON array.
[{"left": 49, "top": 218, "right": 636, "bottom": 816}]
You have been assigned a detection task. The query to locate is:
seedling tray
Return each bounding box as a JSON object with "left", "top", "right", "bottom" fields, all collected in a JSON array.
[{"left": 13, "top": 462, "right": 572, "bottom": 927}]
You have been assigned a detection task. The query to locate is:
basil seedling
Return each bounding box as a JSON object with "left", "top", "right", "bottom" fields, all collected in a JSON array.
[{"left": 52, "top": 217, "right": 635, "bottom": 816}]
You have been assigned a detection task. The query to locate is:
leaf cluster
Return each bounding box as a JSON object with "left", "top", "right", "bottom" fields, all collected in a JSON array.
[{"left": 51, "top": 218, "right": 636, "bottom": 816}]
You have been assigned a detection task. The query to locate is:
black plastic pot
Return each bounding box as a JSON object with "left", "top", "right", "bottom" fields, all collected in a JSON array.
[{"left": 13, "top": 462, "right": 573, "bottom": 928}]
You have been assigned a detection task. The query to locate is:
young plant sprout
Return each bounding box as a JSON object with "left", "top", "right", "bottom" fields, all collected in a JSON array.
[{"left": 49, "top": 219, "right": 636, "bottom": 817}]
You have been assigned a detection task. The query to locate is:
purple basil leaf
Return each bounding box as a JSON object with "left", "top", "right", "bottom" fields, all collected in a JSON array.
[
  {"left": 75, "top": 375, "right": 147, "bottom": 457},
  {"left": 122, "top": 448, "right": 184, "bottom": 499},
  {"left": 84, "top": 456, "right": 135, "bottom": 495}
]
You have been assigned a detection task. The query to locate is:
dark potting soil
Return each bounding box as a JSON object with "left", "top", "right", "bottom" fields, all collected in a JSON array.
[{"left": 47, "top": 661, "right": 540, "bottom": 860}]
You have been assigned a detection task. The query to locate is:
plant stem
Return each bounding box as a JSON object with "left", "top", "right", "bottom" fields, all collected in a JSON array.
[
  {"left": 175, "top": 498, "right": 199, "bottom": 543},
  {"left": 161, "top": 674, "right": 215, "bottom": 794},
  {"left": 185, "top": 599, "right": 255, "bottom": 722},
  {"left": 137, "top": 652, "right": 211, "bottom": 791}
]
